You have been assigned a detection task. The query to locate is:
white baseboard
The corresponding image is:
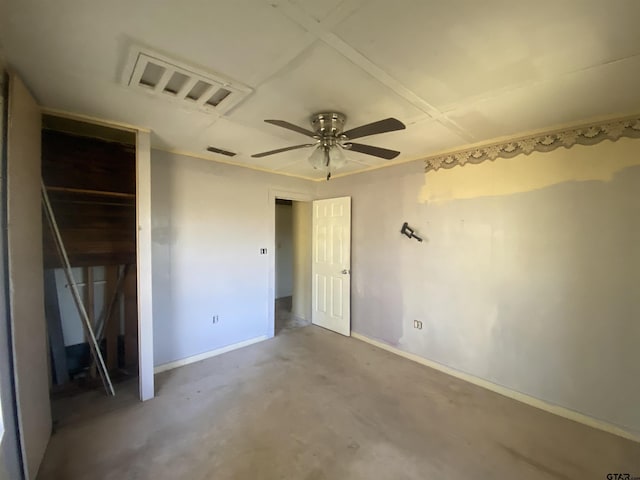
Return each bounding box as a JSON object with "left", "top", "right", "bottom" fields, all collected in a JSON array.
[
  {"left": 154, "top": 335, "right": 269, "bottom": 374},
  {"left": 351, "top": 332, "right": 639, "bottom": 444}
]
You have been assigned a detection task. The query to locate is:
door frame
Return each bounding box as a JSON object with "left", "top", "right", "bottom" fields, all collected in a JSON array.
[
  {"left": 0, "top": 70, "right": 26, "bottom": 480},
  {"left": 39, "top": 109, "right": 155, "bottom": 402},
  {"left": 267, "top": 189, "right": 314, "bottom": 338}
]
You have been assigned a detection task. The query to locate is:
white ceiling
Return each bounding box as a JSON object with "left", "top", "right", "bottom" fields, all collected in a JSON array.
[{"left": 2, "top": 0, "right": 640, "bottom": 180}]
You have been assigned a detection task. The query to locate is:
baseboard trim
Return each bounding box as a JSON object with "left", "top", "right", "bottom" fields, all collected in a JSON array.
[
  {"left": 154, "top": 335, "right": 269, "bottom": 374},
  {"left": 351, "top": 332, "right": 639, "bottom": 444}
]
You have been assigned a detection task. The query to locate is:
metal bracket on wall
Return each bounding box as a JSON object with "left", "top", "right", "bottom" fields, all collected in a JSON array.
[
  {"left": 400, "top": 222, "right": 423, "bottom": 242},
  {"left": 41, "top": 180, "right": 115, "bottom": 396}
]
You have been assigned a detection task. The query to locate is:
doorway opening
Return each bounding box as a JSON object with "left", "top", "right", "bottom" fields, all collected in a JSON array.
[
  {"left": 274, "top": 198, "right": 312, "bottom": 335},
  {"left": 41, "top": 115, "right": 139, "bottom": 426}
]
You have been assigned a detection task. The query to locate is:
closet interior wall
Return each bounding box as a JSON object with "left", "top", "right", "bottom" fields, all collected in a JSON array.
[{"left": 41, "top": 115, "right": 138, "bottom": 397}]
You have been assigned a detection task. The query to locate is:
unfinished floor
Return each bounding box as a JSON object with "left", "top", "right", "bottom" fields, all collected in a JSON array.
[
  {"left": 275, "top": 296, "right": 310, "bottom": 335},
  {"left": 38, "top": 325, "right": 640, "bottom": 479}
]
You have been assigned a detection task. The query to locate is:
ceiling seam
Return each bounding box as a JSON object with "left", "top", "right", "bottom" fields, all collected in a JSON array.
[
  {"left": 243, "top": 32, "right": 318, "bottom": 87},
  {"left": 270, "top": 0, "right": 476, "bottom": 143},
  {"left": 319, "top": 33, "right": 476, "bottom": 143},
  {"left": 248, "top": 0, "right": 355, "bottom": 89},
  {"left": 439, "top": 52, "right": 640, "bottom": 115},
  {"left": 247, "top": 0, "right": 359, "bottom": 88}
]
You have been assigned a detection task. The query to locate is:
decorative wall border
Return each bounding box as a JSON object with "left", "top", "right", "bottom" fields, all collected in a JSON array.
[{"left": 424, "top": 116, "right": 640, "bottom": 172}]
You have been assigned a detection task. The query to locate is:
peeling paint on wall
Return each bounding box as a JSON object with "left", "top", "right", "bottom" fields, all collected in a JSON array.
[
  {"left": 420, "top": 137, "right": 640, "bottom": 203},
  {"left": 320, "top": 137, "right": 640, "bottom": 436}
]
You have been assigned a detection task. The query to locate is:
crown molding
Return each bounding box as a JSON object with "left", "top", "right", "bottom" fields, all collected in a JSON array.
[{"left": 424, "top": 115, "right": 640, "bottom": 172}]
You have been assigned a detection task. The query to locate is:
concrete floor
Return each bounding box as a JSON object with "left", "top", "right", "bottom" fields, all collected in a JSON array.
[
  {"left": 38, "top": 325, "right": 640, "bottom": 479},
  {"left": 275, "top": 296, "right": 310, "bottom": 335}
]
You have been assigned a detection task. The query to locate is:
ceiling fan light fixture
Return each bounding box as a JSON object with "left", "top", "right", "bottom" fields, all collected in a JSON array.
[
  {"left": 308, "top": 145, "right": 327, "bottom": 170},
  {"left": 307, "top": 144, "right": 347, "bottom": 176},
  {"left": 331, "top": 144, "right": 347, "bottom": 169}
]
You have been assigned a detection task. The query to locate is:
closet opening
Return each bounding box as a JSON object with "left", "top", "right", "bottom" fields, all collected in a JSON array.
[{"left": 41, "top": 115, "right": 139, "bottom": 425}]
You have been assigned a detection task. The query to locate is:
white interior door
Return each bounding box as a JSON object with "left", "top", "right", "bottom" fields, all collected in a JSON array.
[
  {"left": 7, "top": 72, "right": 51, "bottom": 480},
  {"left": 312, "top": 197, "right": 351, "bottom": 336}
]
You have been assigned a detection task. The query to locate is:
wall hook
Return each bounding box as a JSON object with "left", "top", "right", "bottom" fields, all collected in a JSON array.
[{"left": 401, "top": 222, "right": 423, "bottom": 242}]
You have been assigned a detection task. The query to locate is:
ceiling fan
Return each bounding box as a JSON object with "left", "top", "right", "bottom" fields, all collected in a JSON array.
[{"left": 252, "top": 112, "right": 406, "bottom": 180}]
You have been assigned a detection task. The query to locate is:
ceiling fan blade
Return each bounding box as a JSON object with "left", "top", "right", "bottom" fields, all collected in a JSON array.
[
  {"left": 346, "top": 142, "right": 401, "bottom": 160},
  {"left": 264, "top": 119, "right": 316, "bottom": 138},
  {"left": 342, "top": 117, "right": 405, "bottom": 140},
  {"left": 251, "top": 143, "right": 315, "bottom": 158}
]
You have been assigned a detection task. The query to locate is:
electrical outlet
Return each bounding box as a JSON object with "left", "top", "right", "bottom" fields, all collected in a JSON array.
[
  {"left": 212, "top": 315, "right": 219, "bottom": 324},
  {"left": 413, "top": 320, "right": 423, "bottom": 330}
]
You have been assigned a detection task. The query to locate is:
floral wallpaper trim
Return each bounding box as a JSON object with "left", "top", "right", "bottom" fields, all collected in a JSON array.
[{"left": 424, "top": 116, "right": 640, "bottom": 172}]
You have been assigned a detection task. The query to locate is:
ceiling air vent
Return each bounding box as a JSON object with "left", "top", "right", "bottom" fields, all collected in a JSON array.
[{"left": 122, "top": 47, "right": 252, "bottom": 115}]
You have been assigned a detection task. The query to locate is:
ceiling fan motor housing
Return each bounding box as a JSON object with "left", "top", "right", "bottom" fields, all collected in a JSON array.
[{"left": 311, "top": 112, "right": 346, "bottom": 137}]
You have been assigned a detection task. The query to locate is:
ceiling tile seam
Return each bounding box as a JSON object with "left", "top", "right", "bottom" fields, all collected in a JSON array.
[
  {"left": 249, "top": 0, "right": 351, "bottom": 88},
  {"left": 572, "top": 51, "right": 640, "bottom": 72},
  {"left": 270, "top": 0, "right": 439, "bottom": 114},
  {"left": 439, "top": 52, "right": 640, "bottom": 114},
  {"left": 270, "top": 0, "right": 476, "bottom": 143},
  {"left": 320, "top": 32, "right": 476, "bottom": 142},
  {"left": 267, "top": 0, "right": 366, "bottom": 32},
  {"left": 318, "top": 0, "right": 370, "bottom": 30},
  {"left": 243, "top": 32, "right": 318, "bottom": 87}
]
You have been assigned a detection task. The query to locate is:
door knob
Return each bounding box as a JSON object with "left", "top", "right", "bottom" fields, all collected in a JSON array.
[{"left": 341, "top": 269, "right": 350, "bottom": 274}]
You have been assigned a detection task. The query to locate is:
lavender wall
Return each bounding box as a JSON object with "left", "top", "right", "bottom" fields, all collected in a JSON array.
[
  {"left": 319, "top": 138, "right": 640, "bottom": 436},
  {"left": 150, "top": 150, "right": 314, "bottom": 366}
]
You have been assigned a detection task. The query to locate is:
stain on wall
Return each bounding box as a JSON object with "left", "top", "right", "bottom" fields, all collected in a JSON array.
[
  {"left": 421, "top": 137, "right": 640, "bottom": 203},
  {"left": 320, "top": 138, "right": 640, "bottom": 435}
]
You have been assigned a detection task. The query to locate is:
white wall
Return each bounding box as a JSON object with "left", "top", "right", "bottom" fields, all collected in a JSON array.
[
  {"left": 151, "top": 150, "right": 314, "bottom": 367},
  {"left": 0, "top": 66, "right": 22, "bottom": 480},
  {"left": 320, "top": 138, "right": 640, "bottom": 436},
  {"left": 275, "top": 204, "right": 293, "bottom": 298},
  {"left": 0, "top": 446, "right": 10, "bottom": 480},
  {"left": 292, "top": 201, "right": 312, "bottom": 321}
]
